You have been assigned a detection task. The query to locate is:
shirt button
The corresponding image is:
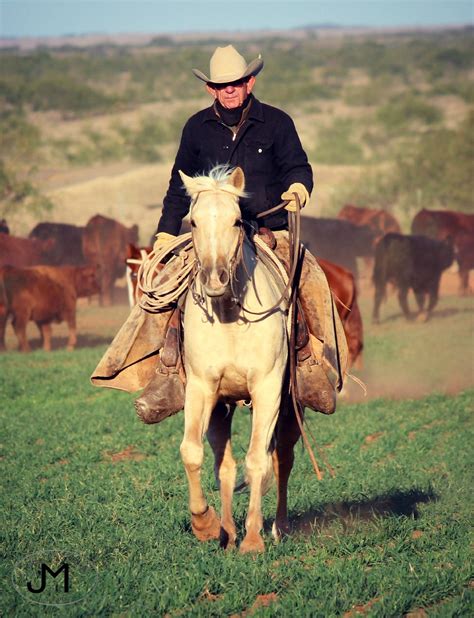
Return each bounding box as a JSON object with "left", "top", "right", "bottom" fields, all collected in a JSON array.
[{"left": 258, "top": 148, "right": 263, "bottom": 153}]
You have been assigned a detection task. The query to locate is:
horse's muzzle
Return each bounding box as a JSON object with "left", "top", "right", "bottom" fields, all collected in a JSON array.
[{"left": 200, "top": 266, "right": 230, "bottom": 297}]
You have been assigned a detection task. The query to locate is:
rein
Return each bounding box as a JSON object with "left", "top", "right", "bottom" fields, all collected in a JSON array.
[{"left": 258, "top": 197, "right": 329, "bottom": 482}]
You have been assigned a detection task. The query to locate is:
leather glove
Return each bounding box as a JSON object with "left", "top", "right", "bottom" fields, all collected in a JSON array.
[
  {"left": 153, "top": 232, "right": 176, "bottom": 254},
  {"left": 281, "top": 182, "right": 310, "bottom": 212}
]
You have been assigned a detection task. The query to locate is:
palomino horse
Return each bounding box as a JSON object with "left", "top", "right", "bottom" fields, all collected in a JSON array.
[{"left": 179, "top": 165, "right": 301, "bottom": 553}]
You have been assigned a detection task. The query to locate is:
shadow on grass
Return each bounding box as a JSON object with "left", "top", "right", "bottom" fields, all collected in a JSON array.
[
  {"left": 281, "top": 487, "right": 438, "bottom": 535},
  {"left": 375, "top": 305, "right": 473, "bottom": 324},
  {"left": 24, "top": 333, "right": 113, "bottom": 351}
]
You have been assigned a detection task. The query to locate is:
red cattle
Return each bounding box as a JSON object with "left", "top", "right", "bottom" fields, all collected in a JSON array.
[
  {"left": 411, "top": 208, "right": 474, "bottom": 294},
  {"left": 318, "top": 258, "right": 364, "bottom": 368},
  {"left": 0, "top": 234, "right": 56, "bottom": 267},
  {"left": 338, "top": 204, "right": 401, "bottom": 244},
  {"left": 82, "top": 214, "right": 139, "bottom": 306},
  {"left": 29, "top": 222, "right": 86, "bottom": 266},
  {"left": 125, "top": 244, "right": 364, "bottom": 368},
  {"left": 0, "top": 264, "right": 100, "bottom": 352}
]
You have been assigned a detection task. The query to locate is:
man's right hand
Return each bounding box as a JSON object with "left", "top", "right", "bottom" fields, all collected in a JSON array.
[{"left": 153, "top": 232, "right": 176, "bottom": 255}]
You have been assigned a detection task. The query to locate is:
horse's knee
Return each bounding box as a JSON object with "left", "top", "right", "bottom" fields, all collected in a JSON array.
[
  {"left": 180, "top": 440, "right": 204, "bottom": 470},
  {"left": 245, "top": 451, "right": 272, "bottom": 483}
]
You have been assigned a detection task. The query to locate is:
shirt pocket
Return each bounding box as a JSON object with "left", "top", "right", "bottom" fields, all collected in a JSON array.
[{"left": 243, "top": 138, "right": 274, "bottom": 174}]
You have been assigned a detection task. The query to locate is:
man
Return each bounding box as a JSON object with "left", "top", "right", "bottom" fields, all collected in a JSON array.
[
  {"left": 155, "top": 45, "right": 312, "bottom": 248},
  {"left": 91, "top": 45, "right": 347, "bottom": 420}
]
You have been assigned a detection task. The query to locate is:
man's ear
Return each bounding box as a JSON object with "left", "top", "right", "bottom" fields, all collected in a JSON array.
[
  {"left": 246, "top": 75, "right": 256, "bottom": 95},
  {"left": 206, "top": 83, "right": 217, "bottom": 98}
]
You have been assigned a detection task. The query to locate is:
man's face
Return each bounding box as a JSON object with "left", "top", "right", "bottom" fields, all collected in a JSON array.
[{"left": 206, "top": 76, "right": 256, "bottom": 109}]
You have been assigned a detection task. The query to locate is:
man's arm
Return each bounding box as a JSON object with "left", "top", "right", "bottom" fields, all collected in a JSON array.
[
  {"left": 273, "top": 113, "right": 313, "bottom": 196},
  {"left": 157, "top": 120, "right": 199, "bottom": 235}
]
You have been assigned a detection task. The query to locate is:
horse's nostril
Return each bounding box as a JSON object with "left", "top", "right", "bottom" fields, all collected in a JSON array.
[
  {"left": 200, "top": 270, "right": 209, "bottom": 286},
  {"left": 218, "top": 268, "right": 229, "bottom": 286}
]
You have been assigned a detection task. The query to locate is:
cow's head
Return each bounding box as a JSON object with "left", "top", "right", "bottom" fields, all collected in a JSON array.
[{"left": 74, "top": 264, "right": 101, "bottom": 297}]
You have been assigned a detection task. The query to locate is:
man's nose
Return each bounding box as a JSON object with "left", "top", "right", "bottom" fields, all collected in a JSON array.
[{"left": 224, "top": 85, "right": 235, "bottom": 93}]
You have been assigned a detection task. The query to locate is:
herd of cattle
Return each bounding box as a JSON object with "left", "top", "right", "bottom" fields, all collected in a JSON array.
[{"left": 0, "top": 207, "right": 472, "bottom": 362}]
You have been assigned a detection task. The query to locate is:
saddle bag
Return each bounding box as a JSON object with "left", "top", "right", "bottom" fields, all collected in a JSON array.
[{"left": 134, "top": 307, "right": 186, "bottom": 424}]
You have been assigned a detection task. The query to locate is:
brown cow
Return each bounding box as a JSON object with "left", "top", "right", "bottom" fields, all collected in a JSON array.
[
  {"left": 83, "top": 215, "right": 139, "bottom": 306},
  {"left": 0, "top": 234, "right": 56, "bottom": 267},
  {"left": 411, "top": 208, "right": 474, "bottom": 295},
  {"left": 0, "top": 264, "right": 100, "bottom": 352},
  {"left": 125, "top": 244, "right": 364, "bottom": 368},
  {"left": 318, "top": 258, "right": 363, "bottom": 368},
  {"left": 338, "top": 204, "right": 401, "bottom": 244}
]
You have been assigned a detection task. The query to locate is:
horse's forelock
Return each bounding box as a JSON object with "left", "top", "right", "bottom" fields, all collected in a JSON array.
[{"left": 189, "top": 165, "right": 247, "bottom": 200}]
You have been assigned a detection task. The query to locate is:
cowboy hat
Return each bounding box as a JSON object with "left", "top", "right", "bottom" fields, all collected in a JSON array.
[{"left": 192, "top": 45, "right": 264, "bottom": 84}]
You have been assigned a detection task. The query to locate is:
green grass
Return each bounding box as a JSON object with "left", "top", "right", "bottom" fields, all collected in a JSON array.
[{"left": 1, "top": 289, "right": 473, "bottom": 616}]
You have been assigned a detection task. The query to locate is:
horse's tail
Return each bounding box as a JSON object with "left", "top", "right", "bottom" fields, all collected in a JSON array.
[{"left": 260, "top": 454, "right": 275, "bottom": 496}]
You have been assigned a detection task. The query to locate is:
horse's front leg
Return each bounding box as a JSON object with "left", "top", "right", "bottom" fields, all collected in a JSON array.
[
  {"left": 180, "top": 377, "right": 221, "bottom": 542},
  {"left": 240, "top": 376, "right": 282, "bottom": 554},
  {"left": 207, "top": 402, "right": 237, "bottom": 549}
]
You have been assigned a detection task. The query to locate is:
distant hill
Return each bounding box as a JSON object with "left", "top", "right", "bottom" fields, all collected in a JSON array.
[{"left": 0, "top": 23, "right": 469, "bottom": 50}]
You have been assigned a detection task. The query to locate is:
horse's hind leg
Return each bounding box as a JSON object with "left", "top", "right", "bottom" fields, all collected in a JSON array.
[
  {"left": 240, "top": 379, "right": 282, "bottom": 554},
  {"left": 272, "top": 401, "right": 301, "bottom": 540},
  {"left": 207, "top": 402, "right": 237, "bottom": 549},
  {"left": 180, "top": 379, "right": 221, "bottom": 542}
]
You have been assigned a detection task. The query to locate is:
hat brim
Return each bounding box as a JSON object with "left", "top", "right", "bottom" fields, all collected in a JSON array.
[{"left": 192, "top": 58, "right": 264, "bottom": 83}]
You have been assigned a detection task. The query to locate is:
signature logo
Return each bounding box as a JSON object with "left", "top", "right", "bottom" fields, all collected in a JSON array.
[{"left": 12, "top": 550, "right": 98, "bottom": 606}]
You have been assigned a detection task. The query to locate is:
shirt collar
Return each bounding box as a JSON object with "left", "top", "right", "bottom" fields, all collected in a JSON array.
[{"left": 201, "top": 95, "right": 264, "bottom": 124}]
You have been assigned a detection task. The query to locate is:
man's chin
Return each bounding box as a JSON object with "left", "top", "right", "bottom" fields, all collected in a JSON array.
[{"left": 222, "top": 100, "right": 240, "bottom": 109}]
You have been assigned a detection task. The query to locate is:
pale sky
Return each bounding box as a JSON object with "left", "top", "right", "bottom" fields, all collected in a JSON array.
[{"left": 1, "top": 0, "right": 472, "bottom": 38}]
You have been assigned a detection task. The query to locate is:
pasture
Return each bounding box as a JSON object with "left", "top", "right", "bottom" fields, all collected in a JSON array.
[
  {"left": 1, "top": 26, "right": 473, "bottom": 616},
  {"left": 1, "top": 277, "right": 473, "bottom": 616}
]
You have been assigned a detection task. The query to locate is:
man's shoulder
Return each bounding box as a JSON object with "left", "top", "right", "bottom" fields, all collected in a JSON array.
[
  {"left": 253, "top": 98, "right": 293, "bottom": 124},
  {"left": 185, "top": 105, "right": 215, "bottom": 127}
]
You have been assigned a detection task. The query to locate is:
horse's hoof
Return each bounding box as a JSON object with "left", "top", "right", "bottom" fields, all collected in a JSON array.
[
  {"left": 272, "top": 520, "right": 290, "bottom": 541},
  {"left": 239, "top": 534, "right": 265, "bottom": 554},
  {"left": 219, "top": 528, "right": 237, "bottom": 550},
  {"left": 191, "top": 506, "right": 221, "bottom": 541}
]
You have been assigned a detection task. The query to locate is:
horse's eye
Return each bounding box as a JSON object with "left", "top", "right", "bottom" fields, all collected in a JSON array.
[
  {"left": 234, "top": 219, "right": 242, "bottom": 227},
  {"left": 191, "top": 219, "right": 196, "bottom": 228}
]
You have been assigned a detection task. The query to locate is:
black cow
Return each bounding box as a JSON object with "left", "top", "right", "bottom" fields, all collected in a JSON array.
[
  {"left": 372, "top": 233, "right": 454, "bottom": 323},
  {"left": 299, "top": 216, "right": 376, "bottom": 277},
  {"left": 29, "top": 222, "right": 85, "bottom": 266}
]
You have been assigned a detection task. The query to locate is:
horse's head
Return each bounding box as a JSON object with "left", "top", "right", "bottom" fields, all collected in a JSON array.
[{"left": 180, "top": 166, "right": 246, "bottom": 297}]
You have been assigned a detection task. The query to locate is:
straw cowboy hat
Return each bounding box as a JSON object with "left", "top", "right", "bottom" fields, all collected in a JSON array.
[{"left": 192, "top": 45, "right": 264, "bottom": 84}]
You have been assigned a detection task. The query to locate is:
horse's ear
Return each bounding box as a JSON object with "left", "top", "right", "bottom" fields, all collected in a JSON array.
[
  {"left": 178, "top": 170, "right": 196, "bottom": 197},
  {"left": 229, "top": 167, "right": 245, "bottom": 193}
]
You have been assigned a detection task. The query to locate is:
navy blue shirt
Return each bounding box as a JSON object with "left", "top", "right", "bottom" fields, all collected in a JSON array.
[{"left": 157, "top": 96, "right": 313, "bottom": 235}]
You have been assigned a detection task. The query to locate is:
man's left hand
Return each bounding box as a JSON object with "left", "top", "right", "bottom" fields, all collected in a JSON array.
[{"left": 281, "top": 182, "right": 310, "bottom": 212}]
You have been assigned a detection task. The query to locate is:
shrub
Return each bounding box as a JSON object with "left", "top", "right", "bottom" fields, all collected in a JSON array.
[
  {"left": 377, "top": 96, "right": 443, "bottom": 131},
  {"left": 312, "top": 119, "right": 365, "bottom": 165}
]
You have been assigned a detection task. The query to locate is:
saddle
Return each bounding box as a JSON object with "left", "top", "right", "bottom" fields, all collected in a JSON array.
[{"left": 141, "top": 227, "right": 344, "bottom": 423}]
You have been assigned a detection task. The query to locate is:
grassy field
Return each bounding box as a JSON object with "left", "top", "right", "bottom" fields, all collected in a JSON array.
[
  {"left": 1, "top": 28, "right": 473, "bottom": 615},
  {"left": 1, "top": 282, "right": 473, "bottom": 616}
]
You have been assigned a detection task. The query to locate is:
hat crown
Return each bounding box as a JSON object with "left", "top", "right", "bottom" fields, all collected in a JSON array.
[
  {"left": 192, "top": 44, "right": 263, "bottom": 83},
  {"left": 209, "top": 45, "right": 247, "bottom": 82}
]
